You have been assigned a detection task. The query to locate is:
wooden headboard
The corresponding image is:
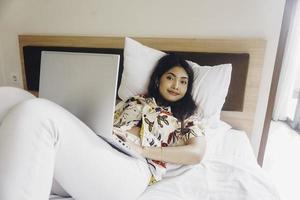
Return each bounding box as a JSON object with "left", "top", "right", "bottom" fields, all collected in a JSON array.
[{"left": 18, "top": 35, "right": 266, "bottom": 137}]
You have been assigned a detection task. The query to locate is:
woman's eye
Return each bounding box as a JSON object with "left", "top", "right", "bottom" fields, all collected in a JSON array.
[
  {"left": 181, "top": 80, "right": 187, "bottom": 85},
  {"left": 166, "top": 76, "right": 173, "bottom": 80}
]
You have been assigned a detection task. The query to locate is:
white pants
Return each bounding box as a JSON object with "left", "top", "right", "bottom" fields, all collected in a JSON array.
[{"left": 0, "top": 87, "right": 151, "bottom": 200}]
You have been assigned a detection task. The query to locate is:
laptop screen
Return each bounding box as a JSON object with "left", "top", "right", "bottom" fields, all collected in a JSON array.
[{"left": 39, "top": 51, "right": 120, "bottom": 138}]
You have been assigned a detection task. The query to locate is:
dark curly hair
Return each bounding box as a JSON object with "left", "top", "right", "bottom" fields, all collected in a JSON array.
[{"left": 147, "top": 53, "right": 197, "bottom": 121}]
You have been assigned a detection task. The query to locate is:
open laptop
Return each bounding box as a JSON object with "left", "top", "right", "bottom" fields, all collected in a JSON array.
[{"left": 39, "top": 51, "right": 143, "bottom": 159}]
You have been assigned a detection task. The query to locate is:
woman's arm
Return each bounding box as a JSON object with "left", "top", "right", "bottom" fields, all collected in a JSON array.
[{"left": 127, "top": 136, "right": 206, "bottom": 165}]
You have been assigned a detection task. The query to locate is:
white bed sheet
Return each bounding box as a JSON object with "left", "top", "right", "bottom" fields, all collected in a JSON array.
[{"left": 50, "top": 127, "right": 280, "bottom": 200}]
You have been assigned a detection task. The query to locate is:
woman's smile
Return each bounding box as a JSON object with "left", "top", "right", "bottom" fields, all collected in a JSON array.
[{"left": 167, "top": 89, "right": 180, "bottom": 96}]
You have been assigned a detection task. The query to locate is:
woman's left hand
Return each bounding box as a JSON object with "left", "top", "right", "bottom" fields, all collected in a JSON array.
[
  {"left": 113, "top": 131, "right": 144, "bottom": 156},
  {"left": 125, "top": 139, "right": 143, "bottom": 156}
]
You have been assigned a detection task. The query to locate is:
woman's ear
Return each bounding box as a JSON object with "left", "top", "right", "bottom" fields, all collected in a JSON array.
[{"left": 155, "top": 79, "right": 159, "bottom": 88}]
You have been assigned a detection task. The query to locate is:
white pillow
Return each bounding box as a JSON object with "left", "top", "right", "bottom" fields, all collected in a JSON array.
[
  {"left": 190, "top": 61, "right": 232, "bottom": 125},
  {"left": 118, "top": 38, "right": 166, "bottom": 99},
  {"left": 119, "top": 37, "right": 232, "bottom": 126}
]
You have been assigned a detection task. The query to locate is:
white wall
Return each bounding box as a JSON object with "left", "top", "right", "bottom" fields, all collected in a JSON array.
[
  {"left": 0, "top": 0, "right": 286, "bottom": 156},
  {"left": 0, "top": 48, "right": 5, "bottom": 86},
  {"left": 295, "top": 67, "right": 300, "bottom": 92},
  {"left": 0, "top": 29, "right": 6, "bottom": 86}
]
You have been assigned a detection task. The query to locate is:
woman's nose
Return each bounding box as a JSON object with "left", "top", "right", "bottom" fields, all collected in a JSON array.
[{"left": 172, "top": 80, "right": 179, "bottom": 89}]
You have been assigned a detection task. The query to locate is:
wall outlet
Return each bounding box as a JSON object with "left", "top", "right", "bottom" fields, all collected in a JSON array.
[{"left": 9, "top": 72, "right": 19, "bottom": 84}]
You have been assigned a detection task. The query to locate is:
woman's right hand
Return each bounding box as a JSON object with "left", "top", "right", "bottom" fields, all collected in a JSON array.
[
  {"left": 113, "top": 127, "right": 141, "bottom": 145},
  {"left": 127, "top": 126, "right": 140, "bottom": 137}
]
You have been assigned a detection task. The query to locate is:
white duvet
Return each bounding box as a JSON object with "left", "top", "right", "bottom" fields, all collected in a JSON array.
[{"left": 50, "top": 126, "right": 280, "bottom": 200}]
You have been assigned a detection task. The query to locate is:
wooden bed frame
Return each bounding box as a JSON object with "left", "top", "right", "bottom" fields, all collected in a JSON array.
[{"left": 18, "top": 35, "right": 266, "bottom": 138}]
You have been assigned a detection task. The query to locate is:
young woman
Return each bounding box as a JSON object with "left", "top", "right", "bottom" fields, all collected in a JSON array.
[
  {"left": 0, "top": 54, "right": 206, "bottom": 200},
  {"left": 113, "top": 54, "right": 206, "bottom": 184}
]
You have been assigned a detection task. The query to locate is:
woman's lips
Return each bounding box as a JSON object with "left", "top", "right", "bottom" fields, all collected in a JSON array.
[{"left": 167, "top": 90, "right": 179, "bottom": 96}]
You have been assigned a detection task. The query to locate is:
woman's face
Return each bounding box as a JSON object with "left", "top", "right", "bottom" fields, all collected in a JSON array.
[{"left": 159, "top": 66, "right": 189, "bottom": 102}]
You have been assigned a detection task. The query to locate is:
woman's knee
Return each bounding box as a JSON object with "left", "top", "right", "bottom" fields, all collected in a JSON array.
[
  {"left": 0, "top": 98, "right": 60, "bottom": 151},
  {"left": 11, "top": 98, "right": 56, "bottom": 118},
  {"left": 1, "top": 98, "right": 63, "bottom": 137},
  {"left": 0, "top": 87, "right": 35, "bottom": 122}
]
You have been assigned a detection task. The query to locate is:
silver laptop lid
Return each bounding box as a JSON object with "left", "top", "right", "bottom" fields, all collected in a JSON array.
[{"left": 39, "top": 51, "right": 120, "bottom": 138}]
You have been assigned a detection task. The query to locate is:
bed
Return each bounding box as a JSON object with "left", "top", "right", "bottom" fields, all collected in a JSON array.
[
  {"left": 18, "top": 35, "right": 280, "bottom": 199},
  {"left": 48, "top": 128, "right": 279, "bottom": 200}
]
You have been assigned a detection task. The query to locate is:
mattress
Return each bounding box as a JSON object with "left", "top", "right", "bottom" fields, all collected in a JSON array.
[{"left": 49, "top": 127, "right": 280, "bottom": 200}]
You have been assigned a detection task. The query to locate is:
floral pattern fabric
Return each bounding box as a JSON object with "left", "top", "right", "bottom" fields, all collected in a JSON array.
[{"left": 114, "top": 95, "right": 206, "bottom": 183}]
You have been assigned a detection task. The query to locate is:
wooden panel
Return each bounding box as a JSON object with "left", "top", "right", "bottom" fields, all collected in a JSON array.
[{"left": 18, "top": 35, "right": 266, "bottom": 138}]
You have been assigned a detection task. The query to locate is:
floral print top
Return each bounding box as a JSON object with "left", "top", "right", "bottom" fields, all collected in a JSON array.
[{"left": 113, "top": 95, "right": 206, "bottom": 184}]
